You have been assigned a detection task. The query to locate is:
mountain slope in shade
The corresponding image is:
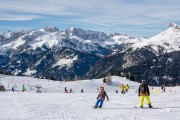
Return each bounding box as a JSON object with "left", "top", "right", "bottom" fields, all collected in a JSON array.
[{"left": 116, "top": 51, "right": 180, "bottom": 86}]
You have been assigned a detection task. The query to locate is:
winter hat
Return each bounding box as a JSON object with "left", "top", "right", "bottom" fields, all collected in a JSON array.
[{"left": 142, "top": 80, "right": 146, "bottom": 83}]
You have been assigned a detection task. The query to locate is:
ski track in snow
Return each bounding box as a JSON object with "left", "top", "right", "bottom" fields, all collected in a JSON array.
[{"left": 0, "top": 75, "right": 180, "bottom": 120}]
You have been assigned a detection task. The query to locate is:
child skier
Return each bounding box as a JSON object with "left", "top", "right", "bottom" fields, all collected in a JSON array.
[
  {"left": 138, "top": 80, "right": 152, "bottom": 108},
  {"left": 94, "top": 86, "right": 109, "bottom": 108},
  {"left": 125, "top": 84, "right": 129, "bottom": 92}
]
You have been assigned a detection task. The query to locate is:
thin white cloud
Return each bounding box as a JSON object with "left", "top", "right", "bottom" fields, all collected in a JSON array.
[
  {"left": 1, "top": 0, "right": 180, "bottom": 21},
  {"left": 0, "top": 0, "right": 180, "bottom": 37},
  {"left": 0, "top": 12, "right": 41, "bottom": 21}
]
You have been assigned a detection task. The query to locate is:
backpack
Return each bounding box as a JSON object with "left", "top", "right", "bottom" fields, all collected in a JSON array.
[{"left": 140, "top": 84, "right": 147, "bottom": 94}]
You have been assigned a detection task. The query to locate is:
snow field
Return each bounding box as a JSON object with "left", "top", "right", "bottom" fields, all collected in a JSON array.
[{"left": 0, "top": 75, "right": 180, "bottom": 120}]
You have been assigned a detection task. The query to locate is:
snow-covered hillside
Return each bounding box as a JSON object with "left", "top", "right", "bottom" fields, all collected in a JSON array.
[
  {"left": 0, "top": 75, "right": 180, "bottom": 120},
  {"left": 132, "top": 22, "right": 180, "bottom": 55},
  {"left": 109, "top": 33, "right": 146, "bottom": 47},
  {"left": 0, "top": 75, "right": 139, "bottom": 93}
]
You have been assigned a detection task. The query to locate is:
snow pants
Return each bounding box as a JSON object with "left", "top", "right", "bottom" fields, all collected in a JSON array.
[
  {"left": 95, "top": 100, "right": 104, "bottom": 107},
  {"left": 140, "top": 95, "right": 151, "bottom": 107}
]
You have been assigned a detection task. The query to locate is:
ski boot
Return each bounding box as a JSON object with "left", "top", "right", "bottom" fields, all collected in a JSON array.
[
  {"left": 148, "top": 104, "right": 153, "bottom": 108},
  {"left": 93, "top": 106, "right": 98, "bottom": 109}
]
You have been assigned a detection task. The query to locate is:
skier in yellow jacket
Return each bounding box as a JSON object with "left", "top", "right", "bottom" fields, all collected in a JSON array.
[
  {"left": 138, "top": 80, "right": 152, "bottom": 108},
  {"left": 120, "top": 84, "right": 125, "bottom": 94},
  {"left": 125, "top": 84, "right": 129, "bottom": 92}
]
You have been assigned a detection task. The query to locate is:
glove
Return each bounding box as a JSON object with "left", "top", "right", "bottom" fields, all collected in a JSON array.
[
  {"left": 97, "top": 97, "right": 98, "bottom": 100},
  {"left": 138, "top": 95, "right": 140, "bottom": 97}
]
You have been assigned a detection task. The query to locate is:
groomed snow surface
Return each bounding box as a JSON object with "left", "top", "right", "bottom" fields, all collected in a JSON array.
[{"left": 0, "top": 75, "right": 180, "bottom": 120}]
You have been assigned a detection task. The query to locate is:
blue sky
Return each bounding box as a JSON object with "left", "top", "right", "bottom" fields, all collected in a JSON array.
[{"left": 0, "top": 0, "right": 180, "bottom": 37}]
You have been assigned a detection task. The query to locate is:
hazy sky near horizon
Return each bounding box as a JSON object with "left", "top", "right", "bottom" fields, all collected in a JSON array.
[{"left": 0, "top": 0, "right": 180, "bottom": 37}]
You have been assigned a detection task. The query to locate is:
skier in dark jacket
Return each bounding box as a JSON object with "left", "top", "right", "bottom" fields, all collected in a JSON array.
[
  {"left": 81, "top": 89, "right": 83, "bottom": 93},
  {"left": 94, "top": 86, "right": 109, "bottom": 108},
  {"left": 116, "top": 90, "right": 118, "bottom": 94},
  {"left": 12, "top": 87, "right": 15, "bottom": 92},
  {"left": 138, "top": 80, "right": 152, "bottom": 108},
  {"left": 64, "top": 87, "right": 68, "bottom": 93}
]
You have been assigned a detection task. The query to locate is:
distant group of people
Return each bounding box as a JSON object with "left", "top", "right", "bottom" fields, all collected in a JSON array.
[
  {"left": 118, "top": 84, "right": 129, "bottom": 94},
  {"left": 64, "top": 87, "right": 73, "bottom": 93},
  {"left": 11, "top": 84, "right": 26, "bottom": 92},
  {"left": 115, "top": 84, "right": 129, "bottom": 94},
  {"left": 64, "top": 87, "right": 84, "bottom": 93}
]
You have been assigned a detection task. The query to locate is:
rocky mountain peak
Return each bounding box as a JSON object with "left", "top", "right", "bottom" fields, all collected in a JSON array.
[
  {"left": 168, "top": 22, "right": 180, "bottom": 29},
  {"left": 42, "top": 26, "right": 59, "bottom": 33}
]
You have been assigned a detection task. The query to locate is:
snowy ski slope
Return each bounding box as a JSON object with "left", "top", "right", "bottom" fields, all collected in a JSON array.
[{"left": 0, "top": 75, "right": 180, "bottom": 120}]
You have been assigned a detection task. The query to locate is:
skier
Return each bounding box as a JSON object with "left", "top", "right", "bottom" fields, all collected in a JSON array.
[
  {"left": 120, "top": 84, "right": 125, "bottom": 94},
  {"left": 161, "top": 84, "right": 166, "bottom": 92},
  {"left": 70, "top": 89, "right": 72, "bottom": 93},
  {"left": 161, "top": 85, "right": 164, "bottom": 92},
  {"left": 94, "top": 86, "right": 109, "bottom": 108},
  {"left": 125, "top": 84, "right": 129, "bottom": 92},
  {"left": 22, "top": 85, "right": 26, "bottom": 92},
  {"left": 12, "top": 86, "right": 15, "bottom": 92},
  {"left": 103, "top": 77, "right": 106, "bottom": 83},
  {"left": 116, "top": 90, "right": 118, "bottom": 94},
  {"left": 81, "top": 89, "right": 83, "bottom": 93},
  {"left": 163, "top": 85, "right": 166, "bottom": 92},
  {"left": 138, "top": 80, "right": 152, "bottom": 108},
  {"left": 96, "top": 88, "right": 99, "bottom": 93},
  {"left": 64, "top": 87, "right": 68, "bottom": 93}
]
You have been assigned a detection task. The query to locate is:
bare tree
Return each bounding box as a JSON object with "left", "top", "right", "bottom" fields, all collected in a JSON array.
[
  {"left": 106, "top": 73, "right": 112, "bottom": 85},
  {"left": 74, "top": 75, "right": 78, "bottom": 81}
]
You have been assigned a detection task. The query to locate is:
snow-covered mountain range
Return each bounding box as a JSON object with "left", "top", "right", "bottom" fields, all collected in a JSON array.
[
  {"left": 0, "top": 23, "right": 180, "bottom": 84},
  {"left": 85, "top": 23, "right": 180, "bottom": 85},
  {"left": 131, "top": 22, "right": 180, "bottom": 55}
]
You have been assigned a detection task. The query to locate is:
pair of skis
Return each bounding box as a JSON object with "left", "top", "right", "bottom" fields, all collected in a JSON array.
[
  {"left": 134, "top": 106, "right": 156, "bottom": 109},
  {"left": 93, "top": 106, "right": 102, "bottom": 109},
  {"left": 92, "top": 106, "right": 156, "bottom": 109}
]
